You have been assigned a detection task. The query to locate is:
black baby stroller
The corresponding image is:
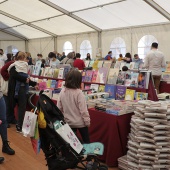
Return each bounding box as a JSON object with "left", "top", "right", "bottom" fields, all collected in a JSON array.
[{"left": 30, "top": 92, "right": 108, "bottom": 170}]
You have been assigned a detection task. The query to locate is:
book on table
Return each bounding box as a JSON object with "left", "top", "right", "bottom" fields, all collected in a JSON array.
[
  {"left": 105, "top": 84, "right": 116, "bottom": 99},
  {"left": 125, "top": 89, "right": 136, "bottom": 100},
  {"left": 135, "top": 92, "right": 148, "bottom": 100},
  {"left": 116, "top": 85, "right": 127, "bottom": 100}
]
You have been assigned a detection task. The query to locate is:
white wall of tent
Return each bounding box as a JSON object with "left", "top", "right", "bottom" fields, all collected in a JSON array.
[{"left": 0, "top": 0, "right": 170, "bottom": 61}]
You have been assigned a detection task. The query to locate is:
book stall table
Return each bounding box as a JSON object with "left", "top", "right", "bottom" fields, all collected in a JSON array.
[
  {"left": 159, "top": 81, "right": 170, "bottom": 93},
  {"left": 88, "top": 108, "right": 133, "bottom": 167}
]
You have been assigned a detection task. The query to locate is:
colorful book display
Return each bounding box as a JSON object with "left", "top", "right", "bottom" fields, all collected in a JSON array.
[
  {"left": 135, "top": 92, "right": 148, "bottom": 100},
  {"left": 125, "top": 89, "right": 136, "bottom": 100},
  {"left": 105, "top": 84, "right": 116, "bottom": 99},
  {"left": 107, "top": 68, "right": 119, "bottom": 85},
  {"left": 96, "top": 67, "right": 109, "bottom": 84},
  {"left": 117, "top": 72, "right": 126, "bottom": 85},
  {"left": 116, "top": 85, "right": 126, "bottom": 100},
  {"left": 84, "top": 70, "right": 94, "bottom": 82}
]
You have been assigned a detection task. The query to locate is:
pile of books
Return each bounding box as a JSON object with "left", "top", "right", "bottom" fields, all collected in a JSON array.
[
  {"left": 118, "top": 155, "right": 128, "bottom": 170},
  {"left": 157, "top": 93, "right": 170, "bottom": 100},
  {"left": 87, "top": 98, "right": 137, "bottom": 116},
  {"left": 127, "top": 100, "right": 170, "bottom": 169}
]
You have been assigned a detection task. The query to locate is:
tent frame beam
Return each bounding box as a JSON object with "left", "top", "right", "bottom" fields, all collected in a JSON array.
[
  {"left": 71, "top": 0, "right": 126, "bottom": 13},
  {"left": 0, "top": 10, "right": 57, "bottom": 37},
  {"left": 144, "top": 0, "right": 170, "bottom": 21},
  {"left": 0, "top": 29, "right": 27, "bottom": 40},
  {"left": 39, "top": 0, "right": 102, "bottom": 32}
]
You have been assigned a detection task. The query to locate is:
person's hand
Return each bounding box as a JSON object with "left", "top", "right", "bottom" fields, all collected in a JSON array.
[
  {"left": 26, "top": 78, "right": 30, "bottom": 83},
  {"left": 34, "top": 85, "right": 39, "bottom": 91}
]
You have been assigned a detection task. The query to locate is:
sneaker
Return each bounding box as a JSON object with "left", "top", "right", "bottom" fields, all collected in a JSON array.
[{"left": 16, "top": 124, "right": 22, "bottom": 133}]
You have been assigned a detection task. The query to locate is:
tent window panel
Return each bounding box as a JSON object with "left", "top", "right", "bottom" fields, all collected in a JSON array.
[
  {"left": 63, "top": 41, "right": 73, "bottom": 55},
  {"left": 80, "top": 40, "right": 92, "bottom": 59},
  {"left": 138, "top": 35, "right": 158, "bottom": 59},
  {"left": 110, "top": 37, "right": 126, "bottom": 59}
]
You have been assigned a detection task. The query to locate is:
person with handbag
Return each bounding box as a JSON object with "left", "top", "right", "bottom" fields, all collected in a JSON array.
[
  {"left": 0, "top": 87, "right": 15, "bottom": 164},
  {"left": 57, "top": 69, "right": 90, "bottom": 143},
  {"left": 60, "top": 52, "right": 74, "bottom": 67},
  {"left": 8, "top": 52, "right": 38, "bottom": 132}
]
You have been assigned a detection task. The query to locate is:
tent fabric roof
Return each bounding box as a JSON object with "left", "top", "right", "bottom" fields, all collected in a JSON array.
[{"left": 0, "top": 0, "right": 169, "bottom": 39}]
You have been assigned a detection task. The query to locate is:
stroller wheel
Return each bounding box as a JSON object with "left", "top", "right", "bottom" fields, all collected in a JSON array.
[{"left": 98, "top": 165, "right": 108, "bottom": 170}]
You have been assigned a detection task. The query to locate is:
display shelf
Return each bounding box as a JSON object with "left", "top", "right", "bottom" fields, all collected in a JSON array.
[{"left": 30, "top": 75, "right": 105, "bottom": 85}]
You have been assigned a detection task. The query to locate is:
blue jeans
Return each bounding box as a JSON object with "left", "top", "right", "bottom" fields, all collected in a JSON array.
[
  {"left": 15, "top": 72, "right": 29, "bottom": 96},
  {"left": 0, "top": 97, "right": 7, "bottom": 142}
]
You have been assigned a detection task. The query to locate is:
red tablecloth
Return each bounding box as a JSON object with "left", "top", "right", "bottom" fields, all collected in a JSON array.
[
  {"left": 159, "top": 81, "right": 170, "bottom": 93},
  {"left": 88, "top": 108, "right": 133, "bottom": 167}
]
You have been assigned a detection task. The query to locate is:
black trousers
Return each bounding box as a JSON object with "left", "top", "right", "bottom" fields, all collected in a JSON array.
[{"left": 72, "top": 127, "right": 90, "bottom": 144}]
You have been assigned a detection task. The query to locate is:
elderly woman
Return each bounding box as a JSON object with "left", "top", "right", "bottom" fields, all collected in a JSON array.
[{"left": 60, "top": 52, "right": 74, "bottom": 67}]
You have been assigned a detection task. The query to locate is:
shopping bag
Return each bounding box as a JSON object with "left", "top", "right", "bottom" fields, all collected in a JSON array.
[
  {"left": 30, "top": 121, "right": 41, "bottom": 154},
  {"left": 54, "top": 121, "right": 83, "bottom": 154},
  {"left": 22, "top": 109, "right": 37, "bottom": 137}
]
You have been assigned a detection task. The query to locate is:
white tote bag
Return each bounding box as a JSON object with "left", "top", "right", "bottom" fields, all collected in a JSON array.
[
  {"left": 22, "top": 109, "right": 37, "bottom": 137},
  {"left": 54, "top": 121, "right": 83, "bottom": 154}
]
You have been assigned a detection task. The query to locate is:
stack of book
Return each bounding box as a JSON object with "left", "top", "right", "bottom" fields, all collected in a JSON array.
[
  {"left": 127, "top": 100, "right": 170, "bottom": 169},
  {"left": 118, "top": 155, "right": 128, "bottom": 170}
]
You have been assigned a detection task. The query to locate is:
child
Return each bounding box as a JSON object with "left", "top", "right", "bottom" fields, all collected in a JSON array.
[
  {"left": 8, "top": 52, "right": 29, "bottom": 98},
  {"left": 57, "top": 69, "right": 90, "bottom": 143}
]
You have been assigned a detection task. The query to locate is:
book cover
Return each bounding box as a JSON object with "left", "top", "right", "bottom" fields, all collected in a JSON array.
[
  {"left": 57, "top": 80, "right": 63, "bottom": 88},
  {"left": 82, "top": 70, "right": 86, "bottom": 82},
  {"left": 116, "top": 85, "right": 126, "bottom": 100},
  {"left": 125, "top": 89, "right": 135, "bottom": 100},
  {"left": 124, "top": 79, "right": 131, "bottom": 87},
  {"left": 105, "top": 84, "right": 116, "bottom": 99},
  {"left": 162, "top": 72, "right": 170, "bottom": 80},
  {"left": 97, "top": 61, "right": 104, "bottom": 68},
  {"left": 84, "top": 70, "right": 94, "bottom": 82},
  {"left": 33, "top": 60, "right": 42, "bottom": 76},
  {"left": 88, "top": 60, "right": 94, "bottom": 67},
  {"left": 46, "top": 79, "right": 52, "bottom": 88},
  {"left": 58, "top": 68, "right": 64, "bottom": 79},
  {"left": 130, "top": 73, "right": 139, "bottom": 87},
  {"left": 43, "top": 67, "right": 50, "bottom": 77},
  {"left": 84, "top": 84, "right": 90, "bottom": 90},
  {"left": 38, "top": 82, "right": 47, "bottom": 91},
  {"left": 90, "top": 84, "right": 99, "bottom": 93},
  {"left": 125, "top": 71, "right": 131, "bottom": 79},
  {"left": 107, "top": 68, "right": 119, "bottom": 85},
  {"left": 129, "top": 62, "right": 135, "bottom": 70},
  {"left": 53, "top": 69, "right": 59, "bottom": 78},
  {"left": 50, "top": 80, "right": 57, "bottom": 89},
  {"left": 91, "top": 70, "right": 98, "bottom": 83},
  {"left": 138, "top": 72, "right": 146, "bottom": 88},
  {"left": 103, "top": 61, "right": 112, "bottom": 68},
  {"left": 47, "top": 68, "right": 54, "bottom": 78},
  {"left": 114, "top": 61, "right": 121, "bottom": 69},
  {"left": 63, "top": 66, "right": 70, "bottom": 79},
  {"left": 61, "top": 81, "right": 65, "bottom": 88},
  {"left": 85, "top": 60, "right": 90, "bottom": 67},
  {"left": 96, "top": 67, "right": 109, "bottom": 84},
  {"left": 92, "top": 60, "right": 99, "bottom": 70},
  {"left": 117, "top": 72, "right": 126, "bottom": 85},
  {"left": 98, "top": 85, "right": 105, "bottom": 92},
  {"left": 135, "top": 92, "right": 148, "bottom": 100}
]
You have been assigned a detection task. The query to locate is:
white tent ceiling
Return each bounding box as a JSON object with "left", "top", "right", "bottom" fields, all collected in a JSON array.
[{"left": 0, "top": 0, "right": 169, "bottom": 39}]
